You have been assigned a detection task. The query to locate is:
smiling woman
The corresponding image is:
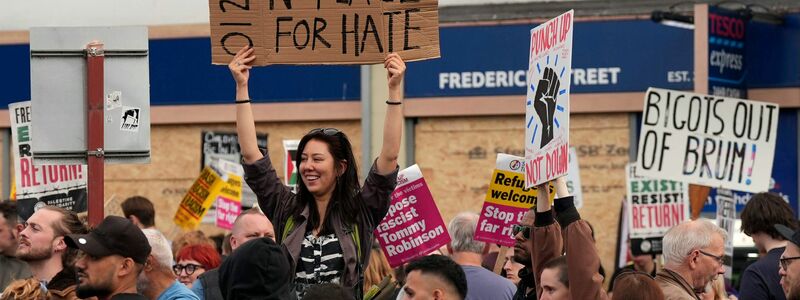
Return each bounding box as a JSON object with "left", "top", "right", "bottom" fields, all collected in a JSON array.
[{"left": 230, "top": 46, "right": 405, "bottom": 299}]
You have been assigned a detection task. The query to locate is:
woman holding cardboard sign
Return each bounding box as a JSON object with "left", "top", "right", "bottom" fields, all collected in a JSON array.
[{"left": 229, "top": 45, "right": 405, "bottom": 299}]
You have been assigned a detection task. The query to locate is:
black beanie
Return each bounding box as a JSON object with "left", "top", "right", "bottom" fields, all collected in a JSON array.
[{"left": 219, "top": 237, "right": 294, "bottom": 300}]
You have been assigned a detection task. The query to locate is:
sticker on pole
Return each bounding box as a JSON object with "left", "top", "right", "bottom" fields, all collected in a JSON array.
[
  {"left": 119, "top": 106, "right": 141, "bottom": 132},
  {"left": 524, "top": 10, "right": 573, "bottom": 188}
]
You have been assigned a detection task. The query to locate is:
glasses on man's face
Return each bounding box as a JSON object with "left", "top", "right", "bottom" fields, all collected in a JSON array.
[
  {"left": 779, "top": 256, "right": 800, "bottom": 270},
  {"left": 697, "top": 249, "right": 725, "bottom": 266},
  {"left": 512, "top": 225, "right": 532, "bottom": 239},
  {"left": 308, "top": 128, "right": 341, "bottom": 136},
  {"left": 173, "top": 263, "right": 204, "bottom": 276}
]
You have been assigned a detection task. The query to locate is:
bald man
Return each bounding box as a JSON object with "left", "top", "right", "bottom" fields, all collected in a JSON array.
[{"left": 191, "top": 208, "right": 274, "bottom": 299}]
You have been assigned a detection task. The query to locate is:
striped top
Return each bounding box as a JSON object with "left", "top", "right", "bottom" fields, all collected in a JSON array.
[{"left": 294, "top": 231, "right": 345, "bottom": 299}]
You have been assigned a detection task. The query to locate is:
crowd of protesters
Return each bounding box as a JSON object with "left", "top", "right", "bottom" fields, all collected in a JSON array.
[
  {"left": 0, "top": 50, "right": 799, "bottom": 300},
  {"left": 1, "top": 183, "right": 798, "bottom": 300}
]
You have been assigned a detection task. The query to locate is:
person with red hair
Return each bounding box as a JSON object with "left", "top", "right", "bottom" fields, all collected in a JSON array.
[{"left": 174, "top": 244, "right": 221, "bottom": 289}]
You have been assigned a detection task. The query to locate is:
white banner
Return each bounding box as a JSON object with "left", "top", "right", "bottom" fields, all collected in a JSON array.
[
  {"left": 626, "top": 163, "right": 690, "bottom": 239},
  {"left": 524, "top": 10, "right": 573, "bottom": 188},
  {"left": 636, "top": 88, "right": 778, "bottom": 193},
  {"left": 9, "top": 101, "right": 87, "bottom": 220}
]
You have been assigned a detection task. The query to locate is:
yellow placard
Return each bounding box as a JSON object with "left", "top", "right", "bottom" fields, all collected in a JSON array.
[
  {"left": 484, "top": 169, "right": 554, "bottom": 209},
  {"left": 174, "top": 166, "right": 225, "bottom": 230}
]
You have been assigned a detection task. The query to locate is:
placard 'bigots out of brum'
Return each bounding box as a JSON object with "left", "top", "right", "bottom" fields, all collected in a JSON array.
[{"left": 524, "top": 10, "right": 573, "bottom": 188}]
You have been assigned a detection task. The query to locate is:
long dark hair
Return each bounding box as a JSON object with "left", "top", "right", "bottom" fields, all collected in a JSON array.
[{"left": 292, "top": 128, "right": 361, "bottom": 235}]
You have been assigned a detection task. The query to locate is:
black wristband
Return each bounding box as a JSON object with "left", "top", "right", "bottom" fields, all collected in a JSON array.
[
  {"left": 235, "top": 99, "right": 251, "bottom": 104},
  {"left": 386, "top": 100, "right": 402, "bottom": 105},
  {"left": 534, "top": 210, "right": 555, "bottom": 227},
  {"left": 554, "top": 196, "right": 581, "bottom": 228}
]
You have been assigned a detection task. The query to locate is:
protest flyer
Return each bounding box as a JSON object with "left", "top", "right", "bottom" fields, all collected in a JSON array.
[
  {"left": 716, "top": 188, "right": 735, "bottom": 280},
  {"left": 200, "top": 131, "right": 266, "bottom": 221},
  {"left": 215, "top": 173, "right": 243, "bottom": 230},
  {"left": 208, "top": 0, "right": 440, "bottom": 65},
  {"left": 636, "top": 88, "right": 778, "bottom": 193},
  {"left": 175, "top": 166, "right": 243, "bottom": 230},
  {"left": 9, "top": 101, "right": 88, "bottom": 220},
  {"left": 626, "top": 163, "right": 690, "bottom": 239},
  {"left": 374, "top": 165, "right": 450, "bottom": 268},
  {"left": 525, "top": 10, "right": 574, "bottom": 188},
  {"left": 475, "top": 154, "right": 553, "bottom": 247}
]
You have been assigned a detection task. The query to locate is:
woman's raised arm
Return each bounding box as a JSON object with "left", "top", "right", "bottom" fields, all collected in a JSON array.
[
  {"left": 229, "top": 45, "right": 263, "bottom": 164},
  {"left": 376, "top": 53, "right": 406, "bottom": 175}
]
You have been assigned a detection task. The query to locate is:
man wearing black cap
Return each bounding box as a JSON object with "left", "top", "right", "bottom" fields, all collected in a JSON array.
[
  {"left": 776, "top": 224, "right": 800, "bottom": 300},
  {"left": 65, "top": 216, "right": 151, "bottom": 300}
]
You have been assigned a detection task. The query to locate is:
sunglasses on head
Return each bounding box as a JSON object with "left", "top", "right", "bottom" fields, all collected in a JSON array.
[
  {"left": 512, "top": 224, "right": 532, "bottom": 239},
  {"left": 308, "top": 128, "right": 341, "bottom": 136}
]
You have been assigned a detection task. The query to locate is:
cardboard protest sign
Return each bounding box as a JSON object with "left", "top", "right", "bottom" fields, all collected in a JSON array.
[
  {"left": 626, "top": 164, "right": 689, "bottom": 240},
  {"left": 208, "top": 0, "right": 440, "bottom": 65},
  {"left": 9, "top": 101, "right": 88, "bottom": 220},
  {"left": 716, "top": 188, "right": 735, "bottom": 280},
  {"left": 475, "top": 154, "right": 553, "bottom": 247},
  {"left": 636, "top": 88, "right": 779, "bottom": 193},
  {"left": 524, "top": 10, "right": 573, "bottom": 188},
  {"left": 283, "top": 139, "right": 300, "bottom": 193},
  {"left": 374, "top": 165, "right": 449, "bottom": 268}
]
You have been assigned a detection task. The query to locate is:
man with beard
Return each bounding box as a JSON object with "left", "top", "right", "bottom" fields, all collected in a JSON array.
[
  {"left": 17, "top": 206, "right": 87, "bottom": 299},
  {"left": 511, "top": 210, "right": 536, "bottom": 300},
  {"left": 0, "top": 201, "right": 31, "bottom": 291},
  {"left": 776, "top": 224, "right": 800, "bottom": 300},
  {"left": 65, "top": 216, "right": 151, "bottom": 300},
  {"left": 139, "top": 228, "right": 199, "bottom": 300}
]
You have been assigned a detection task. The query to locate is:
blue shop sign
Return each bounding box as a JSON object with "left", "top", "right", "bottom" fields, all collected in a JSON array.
[
  {"left": 0, "top": 37, "right": 360, "bottom": 107},
  {"left": 405, "top": 20, "right": 694, "bottom": 98},
  {"left": 405, "top": 13, "right": 800, "bottom": 98},
  {"left": 708, "top": 6, "right": 748, "bottom": 98}
]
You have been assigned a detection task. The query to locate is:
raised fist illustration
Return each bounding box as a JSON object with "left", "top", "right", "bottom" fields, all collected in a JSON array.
[{"left": 533, "top": 66, "right": 560, "bottom": 148}]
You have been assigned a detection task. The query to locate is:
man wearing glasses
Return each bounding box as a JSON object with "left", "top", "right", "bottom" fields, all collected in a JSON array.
[
  {"left": 511, "top": 210, "right": 536, "bottom": 300},
  {"left": 775, "top": 224, "right": 800, "bottom": 300},
  {"left": 656, "top": 220, "right": 727, "bottom": 300}
]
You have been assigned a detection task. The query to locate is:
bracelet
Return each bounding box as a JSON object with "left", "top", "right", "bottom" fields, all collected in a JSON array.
[
  {"left": 386, "top": 100, "right": 402, "bottom": 105},
  {"left": 235, "top": 99, "right": 251, "bottom": 104}
]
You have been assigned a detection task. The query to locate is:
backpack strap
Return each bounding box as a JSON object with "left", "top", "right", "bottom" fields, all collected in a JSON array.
[
  {"left": 352, "top": 223, "right": 361, "bottom": 260},
  {"left": 282, "top": 215, "right": 296, "bottom": 243},
  {"left": 282, "top": 215, "right": 359, "bottom": 260}
]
